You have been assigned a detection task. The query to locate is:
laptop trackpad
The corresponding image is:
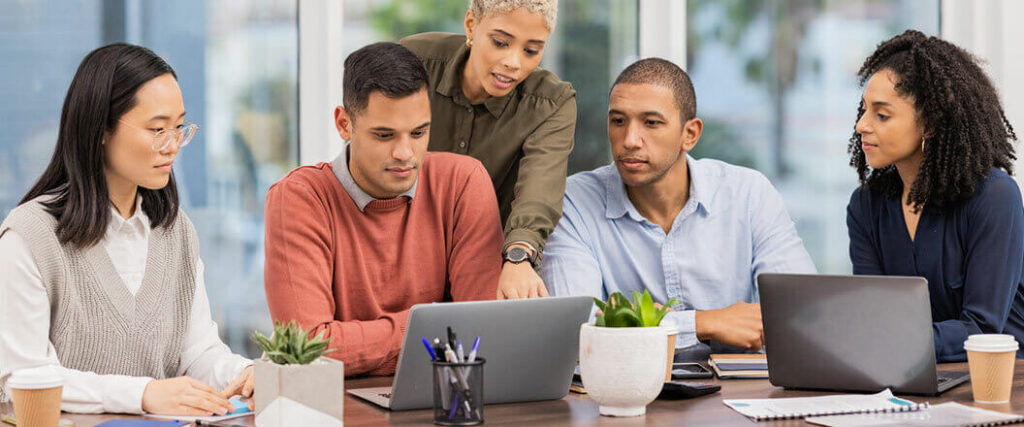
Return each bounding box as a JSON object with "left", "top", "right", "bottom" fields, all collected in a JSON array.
[{"left": 347, "top": 386, "right": 394, "bottom": 408}]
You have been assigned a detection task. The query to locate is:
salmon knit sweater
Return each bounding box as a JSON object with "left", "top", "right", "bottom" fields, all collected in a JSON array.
[{"left": 264, "top": 152, "right": 502, "bottom": 376}]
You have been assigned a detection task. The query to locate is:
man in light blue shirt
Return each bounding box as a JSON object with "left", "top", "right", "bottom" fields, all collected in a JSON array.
[{"left": 541, "top": 58, "right": 816, "bottom": 357}]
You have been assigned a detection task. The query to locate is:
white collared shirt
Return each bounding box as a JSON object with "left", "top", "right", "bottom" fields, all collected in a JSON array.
[{"left": 0, "top": 198, "right": 251, "bottom": 414}]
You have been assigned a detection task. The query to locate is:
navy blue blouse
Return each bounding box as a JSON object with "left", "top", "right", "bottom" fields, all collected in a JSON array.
[{"left": 847, "top": 169, "right": 1024, "bottom": 362}]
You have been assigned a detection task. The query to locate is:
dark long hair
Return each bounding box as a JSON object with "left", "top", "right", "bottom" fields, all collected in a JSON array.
[
  {"left": 848, "top": 30, "right": 1017, "bottom": 211},
  {"left": 20, "top": 43, "right": 180, "bottom": 248}
]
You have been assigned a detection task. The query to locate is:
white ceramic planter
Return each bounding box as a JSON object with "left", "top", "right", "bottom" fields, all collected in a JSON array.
[
  {"left": 254, "top": 356, "right": 345, "bottom": 426},
  {"left": 579, "top": 323, "right": 674, "bottom": 417}
]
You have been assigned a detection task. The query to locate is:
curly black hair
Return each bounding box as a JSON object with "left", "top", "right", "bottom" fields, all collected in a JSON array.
[{"left": 848, "top": 29, "right": 1017, "bottom": 211}]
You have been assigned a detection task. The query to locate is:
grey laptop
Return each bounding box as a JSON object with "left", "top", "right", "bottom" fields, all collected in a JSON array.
[
  {"left": 347, "top": 296, "right": 593, "bottom": 410},
  {"left": 757, "top": 273, "right": 970, "bottom": 396}
]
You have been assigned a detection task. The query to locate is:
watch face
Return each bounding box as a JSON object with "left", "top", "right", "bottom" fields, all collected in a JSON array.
[{"left": 506, "top": 247, "right": 529, "bottom": 262}]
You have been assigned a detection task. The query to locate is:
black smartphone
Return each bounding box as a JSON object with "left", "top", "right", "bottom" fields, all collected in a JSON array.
[
  {"left": 658, "top": 381, "right": 721, "bottom": 400},
  {"left": 570, "top": 373, "right": 586, "bottom": 393},
  {"left": 671, "top": 362, "right": 713, "bottom": 379}
]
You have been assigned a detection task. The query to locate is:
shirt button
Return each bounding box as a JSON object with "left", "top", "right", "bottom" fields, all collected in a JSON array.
[{"left": 459, "top": 140, "right": 467, "bottom": 148}]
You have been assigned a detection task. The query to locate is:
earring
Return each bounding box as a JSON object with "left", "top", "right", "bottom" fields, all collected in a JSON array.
[
  {"left": 921, "top": 137, "right": 926, "bottom": 153},
  {"left": 466, "top": 38, "right": 473, "bottom": 48}
]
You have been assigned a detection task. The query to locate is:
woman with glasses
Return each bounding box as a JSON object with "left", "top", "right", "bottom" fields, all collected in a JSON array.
[
  {"left": 400, "top": 0, "right": 575, "bottom": 299},
  {"left": 0, "top": 43, "right": 254, "bottom": 416},
  {"left": 846, "top": 30, "right": 1024, "bottom": 362}
]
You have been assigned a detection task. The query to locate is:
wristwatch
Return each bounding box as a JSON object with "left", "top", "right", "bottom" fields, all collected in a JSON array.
[{"left": 503, "top": 246, "right": 538, "bottom": 268}]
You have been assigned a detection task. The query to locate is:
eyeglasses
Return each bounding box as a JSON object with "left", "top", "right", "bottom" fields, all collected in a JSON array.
[{"left": 118, "top": 119, "right": 199, "bottom": 152}]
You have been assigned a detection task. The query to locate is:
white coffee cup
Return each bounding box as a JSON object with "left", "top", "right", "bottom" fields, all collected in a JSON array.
[
  {"left": 964, "top": 334, "right": 1019, "bottom": 404},
  {"left": 8, "top": 365, "right": 63, "bottom": 427}
]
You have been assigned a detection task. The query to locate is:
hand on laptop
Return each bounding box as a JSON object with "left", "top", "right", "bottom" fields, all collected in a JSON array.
[
  {"left": 497, "top": 262, "right": 549, "bottom": 299},
  {"left": 695, "top": 302, "right": 764, "bottom": 350}
]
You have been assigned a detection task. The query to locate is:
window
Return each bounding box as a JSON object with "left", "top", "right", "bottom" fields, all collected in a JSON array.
[
  {"left": 0, "top": 0, "right": 299, "bottom": 357},
  {"left": 686, "top": 0, "right": 940, "bottom": 273}
]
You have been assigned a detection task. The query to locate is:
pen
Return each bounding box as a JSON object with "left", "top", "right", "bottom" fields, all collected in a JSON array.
[
  {"left": 421, "top": 337, "right": 438, "bottom": 361},
  {"left": 467, "top": 336, "right": 480, "bottom": 363},
  {"left": 433, "top": 337, "right": 452, "bottom": 409},
  {"left": 195, "top": 420, "right": 247, "bottom": 427},
  {"left": 444, "top": 343, "right": 474, "bottom": 415},
  {"left": 456, "top": 341, "right": 465, "bottom": 362},
  {"left": 433, "top": 338, "right": 445, "bottom": 361},
  {"left": 448, "top": 395, "right": 460, "bottom": 420},
  {"left": 447, "top": 326, "right": 457, "bottom": 351}
]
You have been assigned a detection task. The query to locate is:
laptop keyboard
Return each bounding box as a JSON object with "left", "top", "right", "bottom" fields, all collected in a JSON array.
[
  {"left": 378, "top": 392, "right": 392, "bottom": 399},
  {"left": 937, "top": 371, "right": 969, "bottom": 386}
]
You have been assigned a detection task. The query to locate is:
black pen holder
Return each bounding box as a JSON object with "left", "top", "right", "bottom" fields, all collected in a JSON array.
[{"left": 431, "top": 357, "right": 485, "bottom": 425}]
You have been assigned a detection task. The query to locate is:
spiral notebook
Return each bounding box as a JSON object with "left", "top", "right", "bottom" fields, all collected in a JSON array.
[
  {"left": 723, "top": 389, "right": 927, "bottom": 421},
  {"left": 805, "top": 402, "right": 1024, "bottom": 426}
]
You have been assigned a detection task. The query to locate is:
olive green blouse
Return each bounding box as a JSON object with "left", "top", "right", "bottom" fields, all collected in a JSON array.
[{"left": 400, "top": 32, "right": 577, "bottom": 256}]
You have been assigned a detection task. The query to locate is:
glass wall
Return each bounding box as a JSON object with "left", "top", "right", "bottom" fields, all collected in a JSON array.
[
  {"left": 341, "top": 0, "right": 639, "bottom": 174},
  {"left": 0, "top": 0, "right": 298, "bottom": 357},
  {"left": 686, "top": 0, "right": 940, "bottom": 273},
  {"left": 0, "top": 0, "right": 945, "bottom": 357}
]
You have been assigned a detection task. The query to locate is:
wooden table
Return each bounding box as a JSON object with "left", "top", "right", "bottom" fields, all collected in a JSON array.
[{"left": 5, "top": 360, "right": 1022, "bottom": 426}]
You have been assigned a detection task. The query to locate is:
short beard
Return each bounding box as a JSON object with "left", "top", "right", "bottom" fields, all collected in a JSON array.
[{"left": 622, "top": 149, "right": 684, "bottom": 188}]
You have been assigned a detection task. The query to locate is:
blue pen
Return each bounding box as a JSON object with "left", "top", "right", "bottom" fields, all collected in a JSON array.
[
  {"left": 448, "top": 395, "right": 460, "bottom": 420},
  {"left": 421, "top": 337, "right": 438, "bottom": 361},
  {"left": 467, "top": 336, "right": 480, "bottom": 362}
]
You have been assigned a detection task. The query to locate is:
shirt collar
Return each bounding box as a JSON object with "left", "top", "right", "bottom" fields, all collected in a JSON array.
[
  {"left": 107, "top": 195, "right": 150, "bottom": 237},
  {"left": 332, "top": 144, "right": 417, "bottom": 212},
  {"left": 435, "top": 37, "right": 513, "bottom": 118},
  {"left": 604, "top": 155, "right": 713, "bottom": 221}
]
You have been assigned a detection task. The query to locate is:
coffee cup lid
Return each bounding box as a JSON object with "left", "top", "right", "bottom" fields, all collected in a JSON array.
[
  {"left": 7, "top": 365, "right": 62, "bottom": 390},
  {"left": 964, "top": 334, "right": 1020, "bottom": 353}
]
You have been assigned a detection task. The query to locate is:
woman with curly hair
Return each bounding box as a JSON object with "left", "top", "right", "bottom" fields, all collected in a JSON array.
[{"left": 846, "top": 29, "right": 1024, "bottom": 362}]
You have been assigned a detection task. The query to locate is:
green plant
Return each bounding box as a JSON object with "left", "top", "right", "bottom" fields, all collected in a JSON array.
[
  {"left": 251, "top": 320, "right": 336, "bottom": 365},
  {"left": 593, "top": 290, "right": 678, "bottom": 328}
]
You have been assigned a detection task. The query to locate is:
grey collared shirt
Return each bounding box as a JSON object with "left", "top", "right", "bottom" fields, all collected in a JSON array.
[{"left": 332, "top": 144, "right": 417, "bottom": 212}]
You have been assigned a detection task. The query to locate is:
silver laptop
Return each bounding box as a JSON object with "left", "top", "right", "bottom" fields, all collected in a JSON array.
[
  {"left": 757, "top": 273, "right": 970, "bottom": 396},
  {"left": 347, "top": 296, "right": 593, "bottom": 410}
]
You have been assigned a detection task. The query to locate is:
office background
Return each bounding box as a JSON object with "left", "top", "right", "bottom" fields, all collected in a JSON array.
[{"left": 1, "top": 0, "right": 1021, "bottom": 358}]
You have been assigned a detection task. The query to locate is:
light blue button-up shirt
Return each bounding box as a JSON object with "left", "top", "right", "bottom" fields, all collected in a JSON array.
[{"left": 541, "top": 156, "right": 816, "bottom": 353}]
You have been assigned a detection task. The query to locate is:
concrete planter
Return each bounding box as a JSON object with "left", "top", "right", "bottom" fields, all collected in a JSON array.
[
  {"left": 579, "top": 323, "right": 674, "bottom": 417},
  {"left": 253, "top": 356, "right": 345, "bottom": 426}
]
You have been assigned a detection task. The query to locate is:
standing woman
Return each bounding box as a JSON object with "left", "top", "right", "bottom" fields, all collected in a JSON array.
[
  {"left": 846, "top": 30, "right": 1024, "bottom": 362},
  {"left": 0, "top": 44, "right": 254, "bottom": 415},
  {"left": 401, "top": 0, "right": 576, "bottom": 299}
]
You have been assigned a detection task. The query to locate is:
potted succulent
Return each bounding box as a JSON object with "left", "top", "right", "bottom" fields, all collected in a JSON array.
[
  {"left": 579, "top": 290, "right": 678, "bottom": 417},
  {"left": 251, "top": 321, "right": 344, "bottom": 427}
]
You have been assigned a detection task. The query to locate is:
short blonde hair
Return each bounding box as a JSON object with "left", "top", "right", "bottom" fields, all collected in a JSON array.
[{"left": 469, "top": 0, "right": 558, "bottom": 31}]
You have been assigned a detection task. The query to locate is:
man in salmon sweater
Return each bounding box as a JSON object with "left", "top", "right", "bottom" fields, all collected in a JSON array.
[{"left": 263, "top": 42, "right": 503, "bottom": 376}]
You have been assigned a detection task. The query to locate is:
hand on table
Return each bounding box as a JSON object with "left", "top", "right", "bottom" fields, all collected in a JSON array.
[
  {"left": 142, "top": 376, "right": 233, "bottom": 416},
  {"left": 219, "top": 365, "right": 255, "bottom": 411}
]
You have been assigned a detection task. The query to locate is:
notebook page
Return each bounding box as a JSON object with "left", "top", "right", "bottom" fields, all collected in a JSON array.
[{"left": 724, "top": 389, "right": 926, "bottom": 421}]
